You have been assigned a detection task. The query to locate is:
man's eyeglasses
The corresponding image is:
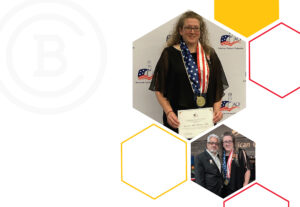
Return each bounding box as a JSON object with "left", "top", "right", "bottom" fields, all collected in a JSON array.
[
  {"left": 208, "top": 142, "right": 219, "bottom": 145},
  {"left": 223, "top": 140, "right": 233, "bottom": 144}
]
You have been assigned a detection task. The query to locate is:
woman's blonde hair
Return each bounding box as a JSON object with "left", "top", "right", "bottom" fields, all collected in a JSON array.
[{"left": 167, "top": 11, "right": 211, "bottom": 54}]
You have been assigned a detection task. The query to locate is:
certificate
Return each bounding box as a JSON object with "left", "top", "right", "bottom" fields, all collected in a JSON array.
[{"left": 178, "top": 107, "right": 214, "bottom": 138}]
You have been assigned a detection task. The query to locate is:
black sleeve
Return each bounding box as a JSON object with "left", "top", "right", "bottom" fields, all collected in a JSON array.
[
  {"left": 149, "top": 48, "right": 169, "bottom": 97},
  {"left": 194, "top": 154, "right": 206, "bottom": 187}
]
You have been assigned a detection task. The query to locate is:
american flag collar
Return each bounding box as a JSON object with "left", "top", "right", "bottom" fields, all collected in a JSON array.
[{"left": 179, "top": 39, "right": 210, "bottom": 99}]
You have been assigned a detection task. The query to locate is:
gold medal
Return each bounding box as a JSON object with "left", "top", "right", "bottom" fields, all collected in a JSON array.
[
  {"left": 224, "top": 179, "right": 229, "bottom": 186},
  {"left": 196, "top": 96, "right": 206, "bottom": 107}
]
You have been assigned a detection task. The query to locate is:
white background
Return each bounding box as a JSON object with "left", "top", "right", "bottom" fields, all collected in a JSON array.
[
  {"left": 0, "top": 0, "right": 299, "bottom": 207},
  {"left": 133, "top": 14, "right": 246, "bottom": 126}
]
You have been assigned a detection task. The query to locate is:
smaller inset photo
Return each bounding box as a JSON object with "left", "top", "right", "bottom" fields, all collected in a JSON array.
[{"left": 191, "top": 124, "right": 255, "bottom": 198}]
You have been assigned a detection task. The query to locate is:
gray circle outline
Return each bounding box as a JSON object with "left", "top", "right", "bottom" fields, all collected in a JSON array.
[
  {"left": 7, "top": 14, "right": 84, "bottom": 97},
  {"left": 0, "top": 0, "right": 107, "bottom": 114}
]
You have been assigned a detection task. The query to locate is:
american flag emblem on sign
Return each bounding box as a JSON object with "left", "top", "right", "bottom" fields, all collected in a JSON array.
[
  {"left": 220, "top": 100, "right": 238, "bottom": 112},
  {"left": 220, "top": 35, "right": 240, "bottom": 46},
  {"left": 138, "top": 68, "right": 153, "bottom": 80}
]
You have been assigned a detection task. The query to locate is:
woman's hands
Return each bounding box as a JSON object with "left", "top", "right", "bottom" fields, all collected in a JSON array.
[
  {"left": 155, "top": 91, "right": 180, "bottom": 128},
  {"left": 166, "top": 111, "right": 180, "bottom": 128},
  {"left": 213, "top": 110, "right": 223, "bottom": 123},
  {"left": 213, "top": 100, "right": 223, "bottom": 124}
]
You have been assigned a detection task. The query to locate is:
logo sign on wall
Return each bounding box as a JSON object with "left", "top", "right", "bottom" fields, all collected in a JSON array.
[
  {"left": 220, "top": 92, "right": 240, "bottom": 113},
  {"left": 136, "top": 60, "right": 153, "bottom": 83},
  {"left": 138, "top": 68, "right": 152, "bottom": 80},
  {"left": 218, "top": 33, "right": 243, "bottom": 49}
]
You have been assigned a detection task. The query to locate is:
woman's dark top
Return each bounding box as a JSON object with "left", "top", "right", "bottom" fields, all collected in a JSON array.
[
  {"left": 221, "top": 149, "right": 251, "bottom": 198},
  {"left": 149, "top": 46, "right": 228, "bottom": 132}
]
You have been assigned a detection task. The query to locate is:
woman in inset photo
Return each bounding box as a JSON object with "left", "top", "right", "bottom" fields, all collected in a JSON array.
[
  {"left": 221, "top": 131, "right": 251, "bottom": 198},
  {"left": 149, "top": 11, "right": 228, "bottom": 133}
]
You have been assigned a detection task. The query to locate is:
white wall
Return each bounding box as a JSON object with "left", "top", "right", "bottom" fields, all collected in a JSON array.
[{"left": 133, "top": 14, "right": 246, "bottom": 124}]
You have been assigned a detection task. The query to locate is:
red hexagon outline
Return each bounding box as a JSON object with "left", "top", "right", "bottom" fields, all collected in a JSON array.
[
  {"left": 249, "top": 22, "right": 300, "bottom": 98},
  {"left": 223, "top": 182, "right": 289, "bottom": 207}
]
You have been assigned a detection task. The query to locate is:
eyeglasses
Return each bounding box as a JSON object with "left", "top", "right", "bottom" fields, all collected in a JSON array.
[
  {"left": 223, "top": 140, "right": 233, "bottom": 144},
  {"left": 183, "top": 26, "right": 200, "bottom": 32},
  {"left": 208, "top": 142, "right": 219, "bottom": 145}
]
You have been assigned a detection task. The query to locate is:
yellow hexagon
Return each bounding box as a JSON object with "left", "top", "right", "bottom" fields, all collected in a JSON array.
[
  {"left": 215, "top": 0, "right": 279, "bottom": 37},
  {"left": 121, "top": 124, "right": 187, "bottom": 199}
]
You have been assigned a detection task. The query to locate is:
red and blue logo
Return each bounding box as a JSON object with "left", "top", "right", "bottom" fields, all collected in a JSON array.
[
  {"left": 138, "top": 68, "right": 153, "bottom": 80},
  {"left": 220, "top": 34, "right": 240, "bottom": 46},
  {"left": 220, "top": 100, "right": 238, "bottom": 112}
]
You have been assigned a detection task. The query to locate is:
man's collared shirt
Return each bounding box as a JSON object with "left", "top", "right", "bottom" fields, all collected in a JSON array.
[{"left": 206, "top": 149, "right": 221, "bottom": 172}]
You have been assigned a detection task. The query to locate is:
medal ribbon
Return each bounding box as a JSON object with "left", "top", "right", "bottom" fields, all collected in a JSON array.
[
  {"left": 180, "top": 40, "right": 210, "bottom": 97},
  {"left": 222, "top": 150, "right": 234, "bottom": 179},
  {"left": 197, "top": 43, "right": 210, "bottom": 94}
]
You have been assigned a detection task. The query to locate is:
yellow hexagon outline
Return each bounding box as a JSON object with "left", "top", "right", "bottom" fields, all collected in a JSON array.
[{"left": 121, "top": 123, "right": 187, "bottom": 199}]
